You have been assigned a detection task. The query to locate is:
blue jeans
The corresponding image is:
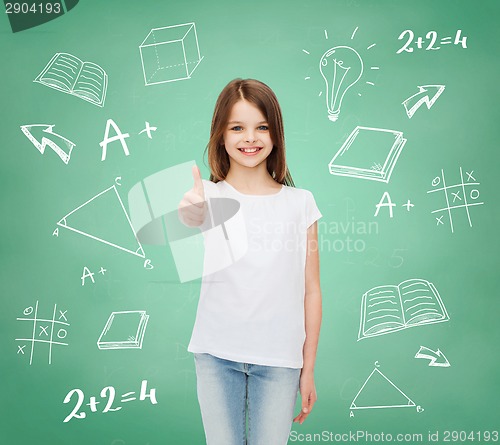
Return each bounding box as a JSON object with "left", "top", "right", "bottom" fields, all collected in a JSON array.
[{"left": 194, "top": 352, "right": 301, "bottom": 445}]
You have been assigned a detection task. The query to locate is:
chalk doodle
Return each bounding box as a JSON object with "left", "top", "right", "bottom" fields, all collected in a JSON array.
[
  {"left": 426, "top": 168, "right": 484, "bottom": 233},
  {"left": 397, "top": 29, "right": 467, "bottom": 54},
  {"left": 374, "top": 192, "right": 396, "bottom": 218},
  {"left": 358, "top": 278, "right": 449, "bottom": 341},
  {"left": 139, "top": 121, "right": 157, "bottom": 139},
  {"left": 374, "top": 192, "right": 415, "bottom": 218},
  {"left": 402, "top": 85, "right": 445, "bottom": 119},
  {"left": 139, "top": 22, "right": 204, "bottom": 86},
  {"left": 302, "top": 26, "right": 379, "bottom": 121},
  {"left": 20, "top": 124, "right": 75, "bottom": 164},
  {"left": 55, "top": 182, "right": 147, "bottom": 259},
  {"left": 63, "top": 380, "right": 157, "bottom": 422},
  {"left": 99, "top": 119, "right": 130, "bottom": 161},
  {"left": 350, "top": 363, "right": 422, "bottom": 416},
  {"left": 34, "top": 52, "right": 107, "bottom": 107},
  {"left": 329, "top": 126, "right": 407, "bottom": 183},
  {"left": 81, "top": 266, "right": 107, "bottom": 286},
  {"left": 319, "top": 45, "right": 363, "bottom": 122},
  {"left": 99, "top": 120, "right": 159, "bottom": 161},
  {"left": 415, "top": 346, "right": 451, "bottom": 367},
  {"left": 97, "top": 311, "right": 150, "bottom": 350},
  {"left": 15, "top": 300, "right": 69, "bottom": 365}
]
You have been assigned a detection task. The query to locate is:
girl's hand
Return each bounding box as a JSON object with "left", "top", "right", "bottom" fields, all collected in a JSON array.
[
  {"left": 178, "top": 165, "right": 207, "bottom": 227},
  {"left": 293, "top": 371, "right": 317, "bottom": 424}
]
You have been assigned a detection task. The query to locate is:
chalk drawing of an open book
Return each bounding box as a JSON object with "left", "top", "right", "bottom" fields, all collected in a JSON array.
[
  {"left": 34, "top": 52, "right": 108, "bottom": 107},
  {"left": 350, "top": 365, "right": 421, "bottom": 415},
  {"left": 358, "top": 278, "right": 449, "bottom": 341},
  {"left": 97, "top": 311, "right": 149, "bottom": 350}
]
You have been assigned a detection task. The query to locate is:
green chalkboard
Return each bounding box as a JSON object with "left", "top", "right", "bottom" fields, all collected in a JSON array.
[{"left": 1, "top": 0, "right": 499, "bottom": 444}]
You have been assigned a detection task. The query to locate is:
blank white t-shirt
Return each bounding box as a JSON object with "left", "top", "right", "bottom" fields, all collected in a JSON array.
[{"left": 187, "top": 179, "right": 322, "bottom": 368}]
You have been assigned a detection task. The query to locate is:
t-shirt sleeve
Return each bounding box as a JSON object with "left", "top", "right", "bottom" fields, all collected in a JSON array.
[{"left": 305, "top": 189, "right": 322, "bottom": 229}]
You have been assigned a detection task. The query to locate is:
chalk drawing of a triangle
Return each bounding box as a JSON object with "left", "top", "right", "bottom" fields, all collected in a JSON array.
[
  {"left": 57, "top": 184, "right": 145, "bottom": 258},
  {"left": 350, "top": 367, "right": 416, "bottom": 411}
]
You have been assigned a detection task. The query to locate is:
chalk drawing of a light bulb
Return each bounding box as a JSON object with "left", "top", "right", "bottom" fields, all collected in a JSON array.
[{"left": 319, "top": 46, "right": 363, "bottom": 122}]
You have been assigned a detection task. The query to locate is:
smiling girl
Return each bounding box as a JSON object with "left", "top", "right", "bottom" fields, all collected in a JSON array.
[{"left": 178, "top": 78, "right": 323, "bottom": 445}]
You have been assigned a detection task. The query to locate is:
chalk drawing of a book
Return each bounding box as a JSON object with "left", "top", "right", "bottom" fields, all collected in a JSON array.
[
  {"left": 358, "top": 278, "right": 449, "bottom": 341},
  {"left": 97, "top": 311, "right": 149, "bottom": 350},
  {"left": 329, "top": 126, "right": 407, "bottom": 183},
  {"left": 34, "top": 53, "right": 108, "bottom": 107}
]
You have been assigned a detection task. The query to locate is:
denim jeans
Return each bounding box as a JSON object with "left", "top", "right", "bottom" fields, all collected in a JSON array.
[{"left": 194, "top": 352, "right": 301, "bottom": 445}]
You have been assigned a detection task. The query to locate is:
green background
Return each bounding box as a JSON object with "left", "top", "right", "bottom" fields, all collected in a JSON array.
[{"left": 1, "top": 0, "right": 499, "bottom": 444}]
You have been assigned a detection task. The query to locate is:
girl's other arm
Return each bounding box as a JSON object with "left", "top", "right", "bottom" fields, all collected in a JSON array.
[{"left": 294, "top": 220, "right": 322, "bottom": 424}]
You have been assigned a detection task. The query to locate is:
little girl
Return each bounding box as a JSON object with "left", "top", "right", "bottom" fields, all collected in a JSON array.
[{"left": 178, "top": 78, "right": 322, "bottom": 445}]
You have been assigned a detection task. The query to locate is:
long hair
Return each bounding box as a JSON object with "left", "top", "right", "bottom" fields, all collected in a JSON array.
[{"left": 204, "top": 78, "right": 295, "bottom": 187}]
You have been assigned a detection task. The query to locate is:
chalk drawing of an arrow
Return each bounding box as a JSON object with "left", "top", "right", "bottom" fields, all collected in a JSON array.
[
  {"left": 415, "top": 345, "right": 450, "bottom": 367},
  {"left": 402, "top": 85, "right": 445, "bottom": 119},
  {"left": 20, "top": 124, "right": 75, "bottom": 164}
]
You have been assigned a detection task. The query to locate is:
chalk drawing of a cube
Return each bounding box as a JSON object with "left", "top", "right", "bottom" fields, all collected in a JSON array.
[{"left": 140, "top": 22, "right": 204, "bottom": 86}]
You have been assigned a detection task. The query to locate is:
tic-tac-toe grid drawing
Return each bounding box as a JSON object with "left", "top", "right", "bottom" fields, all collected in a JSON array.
[
  {"left": 427, "top": 167, "right": 484, "bottom": 233},
  {"left": 15, "top": 301, "right": 69, "bottom": 365}
]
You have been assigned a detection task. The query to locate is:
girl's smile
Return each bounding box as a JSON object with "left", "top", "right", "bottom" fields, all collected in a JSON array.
[{"left": 238, "top": 146, "right": 263, "bottom": 155}]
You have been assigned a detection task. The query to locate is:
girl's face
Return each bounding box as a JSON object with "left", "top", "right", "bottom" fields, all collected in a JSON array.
[{"left": 222, "top": 99, "right": 273, "bottom": 169}]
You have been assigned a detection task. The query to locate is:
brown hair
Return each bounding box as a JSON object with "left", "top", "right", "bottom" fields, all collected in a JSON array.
[{"left": 204, "top": 78, "right": 295, "bottom": 187}]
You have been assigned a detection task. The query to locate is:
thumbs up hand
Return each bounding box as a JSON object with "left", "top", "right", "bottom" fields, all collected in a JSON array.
[{"left": 178, "top": 165, "right": 207, "bottom": 227}]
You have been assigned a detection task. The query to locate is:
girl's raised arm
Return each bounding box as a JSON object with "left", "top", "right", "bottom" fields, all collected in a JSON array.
[{"left": 178, "top": 165, "right": 207, "bottom": 227}]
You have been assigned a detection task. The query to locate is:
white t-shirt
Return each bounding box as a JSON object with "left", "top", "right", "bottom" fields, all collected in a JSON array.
[{"left": 187, "top": 179, "right": 322, "bottom": 368}]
